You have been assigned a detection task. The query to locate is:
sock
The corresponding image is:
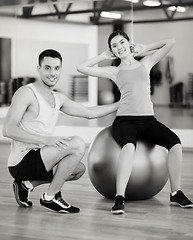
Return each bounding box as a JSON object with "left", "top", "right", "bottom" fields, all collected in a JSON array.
[
  {"left": 171, "top": 191, "right": 177, "bottom": 196},
  {"left": 44, "top": 193, "right": 54, "bottom": 201},
  {"left": 22, "top": 181, "right": 33, "bottom": 191}
]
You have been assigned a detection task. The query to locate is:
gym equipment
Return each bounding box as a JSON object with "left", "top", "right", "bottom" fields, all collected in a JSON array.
[
  {"left": 98, "top": 90, "right": 115, "bottom": 105},
  {"left": 88, "top": 126, "right": 168, "bottom": 200}
]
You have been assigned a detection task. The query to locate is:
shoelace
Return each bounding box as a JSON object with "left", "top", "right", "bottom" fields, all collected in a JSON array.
[
  {"left": 178, "top": 191, "right": 189, "bottom": 201},
  {"left": 54, "top": 197, "right": 70, "bottom": 208}
]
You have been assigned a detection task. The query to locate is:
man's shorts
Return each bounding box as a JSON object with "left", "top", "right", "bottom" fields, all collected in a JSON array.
[{"left": 8, "top": 149, "right": 53, "bottom": 181}]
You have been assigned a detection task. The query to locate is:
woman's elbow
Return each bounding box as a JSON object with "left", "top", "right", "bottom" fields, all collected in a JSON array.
[
  {"left": 2, "top": 126, "right": 8, "bottom": 138},
  {"left": 76, "top": 65, "right": 84, "bottom": 73},
  {"left": 168, "top": 38, "right": 176, "bottom": 47},
  {"left": 76, "top": 65, "right": 80, "bottom": 72},
  {"left": 3, "top": 125, "right": 14, "bottom": 138}
]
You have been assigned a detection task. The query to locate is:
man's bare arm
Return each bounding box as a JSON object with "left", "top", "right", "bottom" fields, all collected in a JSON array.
[{"left": 3, "top": 87, "right": 70, "bottom": 149}]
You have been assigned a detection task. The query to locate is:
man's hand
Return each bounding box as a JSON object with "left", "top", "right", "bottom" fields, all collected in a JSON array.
[{"left": 45, "top": 136, "right": 72, "bottom": 151}]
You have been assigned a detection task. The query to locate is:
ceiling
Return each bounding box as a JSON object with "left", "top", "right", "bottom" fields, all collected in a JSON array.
[{"left": 0, "top": 0, "right": 193, "bottom": 25}]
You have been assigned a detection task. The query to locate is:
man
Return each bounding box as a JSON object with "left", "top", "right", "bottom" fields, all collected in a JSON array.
[{"left": 3, "top": 49, "right": 119, "bottom": 214}]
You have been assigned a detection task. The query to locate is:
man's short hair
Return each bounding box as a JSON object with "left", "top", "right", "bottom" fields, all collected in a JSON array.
[{"left": 38, "top": 49, "right": 62, "bottom": 66}]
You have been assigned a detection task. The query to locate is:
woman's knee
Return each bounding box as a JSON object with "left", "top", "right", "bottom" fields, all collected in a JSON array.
[
  {"left": 123, "top": 142, "right": 136, "bottom": 151},
  {"left": 169, "top": 143, "right": 182, "bottom": 152}
]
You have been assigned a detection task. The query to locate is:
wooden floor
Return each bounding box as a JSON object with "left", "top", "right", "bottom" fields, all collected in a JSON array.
[{"left": 0, "top": 143, "right": 193, "bottom": 240}]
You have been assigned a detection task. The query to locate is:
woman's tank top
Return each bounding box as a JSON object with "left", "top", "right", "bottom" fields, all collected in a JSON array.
[
  {"left": 8, "top": 83, "right": 61, "bottom": 166},
  {"left": 115, "top": 63, "right": 154, "bottom": 116}
]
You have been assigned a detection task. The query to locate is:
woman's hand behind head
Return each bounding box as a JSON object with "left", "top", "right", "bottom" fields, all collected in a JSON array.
[{"left": 101, "top": 50, "right": 117, "bottom": 60}]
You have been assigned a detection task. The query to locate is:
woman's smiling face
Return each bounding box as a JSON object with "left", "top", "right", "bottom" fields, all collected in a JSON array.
[{"left": 110, "top": 35, "right": 132, "bottom": 59}]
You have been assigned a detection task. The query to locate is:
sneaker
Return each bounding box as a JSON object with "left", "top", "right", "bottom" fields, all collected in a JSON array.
[
  {"left": 13, "top": 180, "right": 32, "bottom": 207},
  {"left": 170, "top": 190, "right": 193, "bottom": 208},
  {"left": 111, "top": 195, "right": 125, "bottom": 214},
  {"left": 40, "top": 191, "right": 80, "bottom": 214}
]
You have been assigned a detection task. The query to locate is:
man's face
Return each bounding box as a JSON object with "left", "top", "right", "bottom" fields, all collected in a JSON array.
[{"left": 38, "top": 57, "right": 62, "bottom": 87}]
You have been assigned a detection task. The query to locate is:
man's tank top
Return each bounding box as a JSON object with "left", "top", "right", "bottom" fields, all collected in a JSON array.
[
  {"left": 115, "top": 63, "right": 154, "bottom": 116},
  {"left": 8, "top": 83, "right": 61, "bottom": 166}
]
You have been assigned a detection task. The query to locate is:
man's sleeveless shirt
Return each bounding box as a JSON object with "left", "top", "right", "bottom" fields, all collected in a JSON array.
[{"left": 8, "top": 83, "right": 61, "bottom": 166}]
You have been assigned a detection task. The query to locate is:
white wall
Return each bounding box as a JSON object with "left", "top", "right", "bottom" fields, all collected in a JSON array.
[
  {"left": 0, "top": 16, "right": 98, "bottom": 105},
  {"left": 0, "top": 15, "right": 192, "bottom": 106},
  {"left": 98, "top": 21, "right": 193, "bottom": 106}
]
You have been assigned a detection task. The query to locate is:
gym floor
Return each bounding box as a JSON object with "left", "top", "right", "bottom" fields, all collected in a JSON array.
[{"left": 0, "top": 106, "right": 193, "bottom": 240}]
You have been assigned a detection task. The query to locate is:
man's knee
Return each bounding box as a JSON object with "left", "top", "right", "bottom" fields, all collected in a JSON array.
[
  {"left": 67, "top": 162, "right": 86, "bottom": 181},
  {"left": 71, "top": 136, "right": 86, "bottom": 157},
  {"left": 79, "top": 162, "right": 86, "bottom": 175},
  {"left": 74, "top": 162, "right": 86, "bottom": 180}
]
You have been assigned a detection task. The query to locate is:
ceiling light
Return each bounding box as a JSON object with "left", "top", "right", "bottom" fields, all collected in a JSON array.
[
  {"left": 161, "top": 0, "right": 171, "bottom": 3},
  {"left": 168, "top": 6, "right": 186, "bottom": 13},
  {"left": 124, "top": 0, "right": 139, "bottom": 3},
  {"left": 143, "top": 0, "right": 161, "bottom": 7},
  {"left": 176, "top": 6, "right": 186, "bottom": 12},
  {"left": 100, "top": 11, "right": 121, "bottom": 19}
]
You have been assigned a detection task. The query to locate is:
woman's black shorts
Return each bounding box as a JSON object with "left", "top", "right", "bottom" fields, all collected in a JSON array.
[
  {"left": 8, "top": 149, "right": 53, "bottom": 181},
  {"left": 112, "top": 116, "right": 181, "bottom": 150}
]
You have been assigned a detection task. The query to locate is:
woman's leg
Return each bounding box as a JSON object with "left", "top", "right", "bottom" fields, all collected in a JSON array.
[
  {"left": 167, "top": 143, "right": 192, "bottom": 208},
  {"left": 167, "top": 143, "right": 182, "bottom": 193},
  {"left": 140, "top": 119, "right": 193, "bottom": 207},
  {"left": 116, "top": 143, "right": 135, "bottom": 197},
  {"left": 111, "top": 117, "right": 137, "bottom": 214},
  {"left": 140, "top": 119, "right": 182, "bottom": 192},
  {"left": 112, "top": 118, "right": 137, "bottom": 198},
  {"left": 140, "top": 120, "right": 181, "bottom": 192}
]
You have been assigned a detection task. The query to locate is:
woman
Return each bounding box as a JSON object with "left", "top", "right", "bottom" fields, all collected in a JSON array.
[{"left": 77, "top": 30, "right": 193, "bottom": 214}]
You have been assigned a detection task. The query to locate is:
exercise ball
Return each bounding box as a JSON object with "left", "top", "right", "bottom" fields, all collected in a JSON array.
[
  {"left": 88, "top": 126, "right": 168, "bottom": 200},
  {"left": 98, "top": 90, "right": 115, "bottom": 105}
]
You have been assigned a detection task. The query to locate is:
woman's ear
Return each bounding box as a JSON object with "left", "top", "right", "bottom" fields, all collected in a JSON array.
[
  {"left": 130, "top": 45, "right": 134, "bottom": 53},
  {"left": 110, "top": 50, "right": 116, "bottom": 58}
]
